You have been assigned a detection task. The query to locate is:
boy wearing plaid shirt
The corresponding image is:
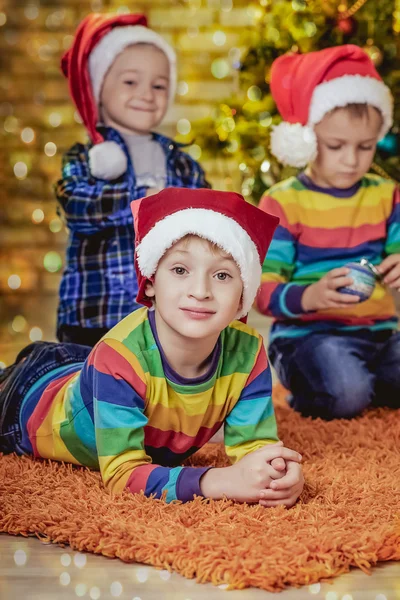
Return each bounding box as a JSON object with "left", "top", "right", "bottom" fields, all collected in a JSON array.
[{"left": 56, "top": 13, "right": 209, "bottom": 346}]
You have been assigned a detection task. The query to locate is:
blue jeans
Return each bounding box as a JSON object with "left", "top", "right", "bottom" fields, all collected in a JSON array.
[
  {"left": 0, "top": 341, "right": 91, "bottom": 453},
  {"left": 269, "top": 330, "right": 400, "bottom": 420}
]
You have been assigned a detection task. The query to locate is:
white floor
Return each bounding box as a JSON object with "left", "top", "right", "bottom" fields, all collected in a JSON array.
[{"left": 1, "top": 536, "right": 400, "bottom": 600}]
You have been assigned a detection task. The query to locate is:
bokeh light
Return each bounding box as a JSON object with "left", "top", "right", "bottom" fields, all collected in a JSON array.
[
  {"left": 8, "top": 275, "right": 21, "bottom": 290},
  {"left": 29, "top": 327, "right": 43, "bottom": 342}
]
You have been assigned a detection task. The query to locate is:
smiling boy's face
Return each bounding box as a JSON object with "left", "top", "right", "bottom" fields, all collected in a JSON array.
[
  {"left": 100, "top": 43, "right": 170, "bottom": 136},
  {"left": 308, "top": 105, "right": 382, "bottom": 189},
  {"left": 144, "top": 235, "right": 243, "bottom": 343}
]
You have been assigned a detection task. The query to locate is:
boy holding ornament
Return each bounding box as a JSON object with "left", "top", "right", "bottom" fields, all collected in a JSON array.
[{"left": 257, "top": 45, "right": 400, "bottom": 420}]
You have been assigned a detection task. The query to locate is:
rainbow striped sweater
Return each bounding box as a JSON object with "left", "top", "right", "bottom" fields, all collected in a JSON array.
[
  {"left": 19, "top": 308, "right": 278, "bottom": 502},
  {"left": 256, "top": 173, "right": 400, "bottom": 343}
]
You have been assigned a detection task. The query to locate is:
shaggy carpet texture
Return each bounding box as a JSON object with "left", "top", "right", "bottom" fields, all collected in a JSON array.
[{"left": 1, "top": 386, "right": 400, "bottom": 592}]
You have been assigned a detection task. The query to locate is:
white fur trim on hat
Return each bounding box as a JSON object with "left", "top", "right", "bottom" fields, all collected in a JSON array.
[
  {"left": 89, "top": 25, "right": 177, "bottom": 105},
  {"left": 88, "top": 141, "right": 128, "bottom": 180},
  {"left": 270, "top": 122, "right": 317, "bottom": 168},
  {"left": 136, "top": 208, "right": 262, "bottom": 319},
  {"left": 309, "top": 75, "right": 393, "bottom": 137}
]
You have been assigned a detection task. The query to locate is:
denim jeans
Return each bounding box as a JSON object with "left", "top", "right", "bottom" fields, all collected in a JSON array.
[
  {"left": 269, "top": 330, "right": 400, "bottom": 420},
  {"left": 0, "top": 341, "right": 91, "bottom": 453},
  {"left": 57, "top": 325, "right": 109, "bottom": 347}
]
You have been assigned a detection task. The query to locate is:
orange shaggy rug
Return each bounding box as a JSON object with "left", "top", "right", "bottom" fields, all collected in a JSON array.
[{"left": 1, "top": 386, "right": 400, "bottom": 592}]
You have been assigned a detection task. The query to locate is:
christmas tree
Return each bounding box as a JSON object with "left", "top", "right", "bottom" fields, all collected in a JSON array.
[{"left": 179, "top": 0, "right": 400, "bottom": 203}]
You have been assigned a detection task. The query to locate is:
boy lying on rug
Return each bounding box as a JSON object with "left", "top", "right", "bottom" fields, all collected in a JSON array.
[{"left": 0, "top": 188, "right": 304, "bottom": 506}]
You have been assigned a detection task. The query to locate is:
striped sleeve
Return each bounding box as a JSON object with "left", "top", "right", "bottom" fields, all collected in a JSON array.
[
  {"left": 385, "top": 186, "right": 400, "bottom": 255},
  {"left": 256, "top": 193, "right": 309, "bottom": 318},
  {"left": 91, "top": 340, "right": 210, "bottom": 503},
  {"left": 224, "top": 340, "right": 279, "bottom": 464}
]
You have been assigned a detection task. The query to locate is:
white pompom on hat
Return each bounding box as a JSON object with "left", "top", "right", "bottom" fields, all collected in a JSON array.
[{"left": 269, "top": 45, "right": 393, "bottom": 168}]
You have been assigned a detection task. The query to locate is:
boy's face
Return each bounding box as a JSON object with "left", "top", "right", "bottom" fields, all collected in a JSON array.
[
  {"left": 308, "top": 106, "right": 382, "bottom": 189},
  {"left": 100, "top": 44, "right": 170, "bottom": 135},
  {"left": 145, "top": 236, "right": 243, "bottom": 342}
]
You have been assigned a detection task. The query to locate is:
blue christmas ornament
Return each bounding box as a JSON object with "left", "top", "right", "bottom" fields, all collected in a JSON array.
[
  {"left": 337, "top": 258, "right": 380, "bottom": 302},
  {"left": 377, "top": 132, "right": 399, "bottom": 157}
]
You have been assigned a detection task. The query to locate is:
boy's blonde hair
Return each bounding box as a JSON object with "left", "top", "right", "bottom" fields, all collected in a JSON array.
[
  {"left": 331, "top": 102, "right": 383, "bottom": 124},
  {"left": 177, "top": 234, "right": 233, "bottom": 260}
]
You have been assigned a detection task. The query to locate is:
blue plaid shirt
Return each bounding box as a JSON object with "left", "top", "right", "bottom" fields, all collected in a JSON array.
[{"left": 55, "top": 127, "right": 211, "bottom": 329}]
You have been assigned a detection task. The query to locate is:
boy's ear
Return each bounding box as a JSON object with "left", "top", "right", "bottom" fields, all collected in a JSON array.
[
  {"left": 145, "top": 278, "right": 155, "bottom": 299},
  {"left": 238, "top": 291, "right": 243, "bottom": 313}
]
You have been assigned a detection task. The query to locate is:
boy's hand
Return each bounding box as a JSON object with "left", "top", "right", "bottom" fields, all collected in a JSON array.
[
  {"left": 258, "top": 460, "right": 304, "bottom": 508},
  {"left": 301, "top": 267, "right": 361, "bottom": 311},
  {"left": 200, "top": 442, "right": 302, "bottom": 504},
  {"left": 377, "top": 254, "right": 400, "bottom": 290}
]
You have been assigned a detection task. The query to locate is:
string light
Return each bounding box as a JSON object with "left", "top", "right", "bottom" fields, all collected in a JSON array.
[
  {"left": 177, "top": 81, "right": 189, "bottom": 96},
  {"left": 29, "top": 327, "right": 43, "bottom": 342},
  {"left": 60, "top": 572, "right": 71, "bottom": 586},
  {"left": 73, "top": 553, "right": 87, "bottom": 568},
  {"left": 213, "top": 31, "right": 226, "bottom": 46},
  {"left": 44, "top": 142, "right": 57, "bottom": 157},
  {"left": 4, "top": 116, "right": 19, "bottom": 133},
  {"left": 21, "top": 127, "right": 35, "bottom": 143},
  {"left": 32, "top": 209, "right": 44, "bottom": 224},
  {"left": 48, "top": 112, "right": 62, "bottom": 127},
  {"left": 49, "top": 218, "right": 63, "bottom": 233},
  {"left": 11, "top": 315, "right": 27, "bottom": 333},
  {"left": 309, "top": 583, "right": 321, "bottom": 594},
  {"left": 14, "top": 162, "right": 28, "bottom": 179},
  {"left": 110, "top": 581, "right": 123, "bottom": 597},
  {"left": 211, "top": 58, "right": 230, "bottom": 79},
  {"left": 75, "top": 583, "right": 87, "bottom": 597},
  {"left": 135, "top": 567, "right": 149, "bottom": 583},
  {"left": 8, "top": 275, "right": 21, "bottom": 290},
  {"left": 60, "top": 553, "right": 72, "bottom": 567},
  {"left": 89, "top": 587, "right": 101, "bottom": 600},
  {"left": 13, "top": 550, "right": 27, "bottom": 566},
  {"left": 177, "top": 119, "right": 191, "bottom": 135},
  {"left": 43, "top": 251, "right": 62, "bottom": 273},
  {"left": 261, "top": 160, "right": 271, "bottom": 173},
  {"left": 247, "top": 86, "right": 262, "bottom": 101},
  {"left": 24, "top": 5, "right": 39, "bottom": 20}
]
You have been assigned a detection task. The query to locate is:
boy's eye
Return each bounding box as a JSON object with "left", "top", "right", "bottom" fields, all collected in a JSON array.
[
  {"left": 124, "top": 80, "right": 137, "bottom": 86},
  {"left": 172, "top": 267, "right": 187, "bottom": 275},
  {"left": 153, "top": 84, "right": 167, "bottom": 90},
  {"left": 215, "top": 272, "right": 231, "bottom": 281}
]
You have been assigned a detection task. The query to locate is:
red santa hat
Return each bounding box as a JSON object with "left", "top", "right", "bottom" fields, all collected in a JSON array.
[
  {"left": 131, "top": 188, "right": 279, "bottom": 319},
  {"left": 269, "top": 44, "right": 393, "bottom": 168},
  {"left": 61, "top": 13, "right": 177, "bottom": 180}
]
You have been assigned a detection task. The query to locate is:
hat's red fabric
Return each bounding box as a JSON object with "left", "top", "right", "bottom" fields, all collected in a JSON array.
[
  {"left": 270, "top": 44, "right": 383, "bottom": 125},
  {"left": 131, "top": 188, "right": 279, "bottom": 308}
]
